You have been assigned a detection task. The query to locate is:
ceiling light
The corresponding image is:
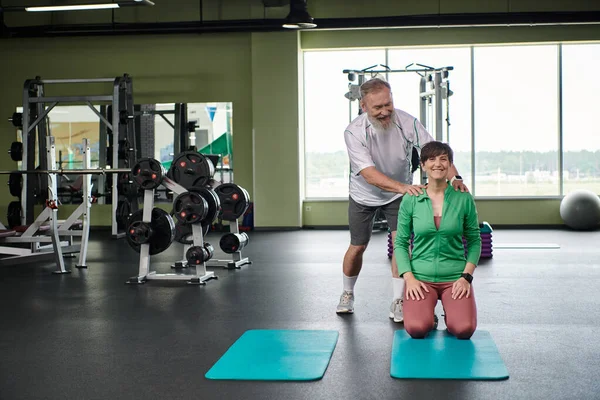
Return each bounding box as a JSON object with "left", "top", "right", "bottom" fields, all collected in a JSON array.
[
  {"left": 283, "top": 0, "right": 316, "bottom": 29},
  {"left": 25, "top": 4, "right": 120, "bottom": 12},
  {"left": 1, "top": 1, "right": 154, "bottom": 13}
]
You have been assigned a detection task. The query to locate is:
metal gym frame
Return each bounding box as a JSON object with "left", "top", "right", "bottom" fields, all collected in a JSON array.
[
  {"left": 19, "top": 75, "right": 137, "bottom": 238},
  {"left": 0, "top": 137, "right": 92, "bottom": 271}
]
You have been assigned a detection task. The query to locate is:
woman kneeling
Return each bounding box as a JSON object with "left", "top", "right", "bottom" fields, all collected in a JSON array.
[{"left": 394, "top": 141, "right": 481, "bottom": 339}]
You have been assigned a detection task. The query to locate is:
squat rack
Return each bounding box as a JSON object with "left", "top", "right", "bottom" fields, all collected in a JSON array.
[{"left": 17, "top": 75, "right": 137, "bottom": 237}]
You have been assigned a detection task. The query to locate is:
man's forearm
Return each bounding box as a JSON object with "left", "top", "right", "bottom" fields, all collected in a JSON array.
[{"left": 360, "top": 167, "right": 404, "bottom": 193}]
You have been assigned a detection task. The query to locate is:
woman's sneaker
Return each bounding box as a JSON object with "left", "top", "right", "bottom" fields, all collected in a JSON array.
[{"left": 389, "top": 298, "right": 403, "bottom": 323}]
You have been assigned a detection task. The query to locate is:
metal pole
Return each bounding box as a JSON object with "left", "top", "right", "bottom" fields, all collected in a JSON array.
[
  {"left": 40, "top": 78, "right": 117, "bottom": 84},
  {"left": 0, "top": 168, "right": 131, "bottom": 175},
  {"left": 434, "top": 71, "right": 443, "bottom": 141}
]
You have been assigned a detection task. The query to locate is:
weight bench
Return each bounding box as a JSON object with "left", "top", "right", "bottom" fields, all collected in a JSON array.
[{"left": 0, "top": 229, "right": 17, "bottom": 238}]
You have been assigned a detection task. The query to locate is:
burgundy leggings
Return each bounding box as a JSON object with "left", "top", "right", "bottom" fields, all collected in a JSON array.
[{"left": 403, "top": 281, "right": 477, "bottom": 339}]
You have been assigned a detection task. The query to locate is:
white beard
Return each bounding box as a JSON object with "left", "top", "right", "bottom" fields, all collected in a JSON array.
[
  {"left": 368, "top": 111, "right": 395, "bottom": 131},
  {"left": 369, "top": 116, "right": 393, "bottom": 131}
]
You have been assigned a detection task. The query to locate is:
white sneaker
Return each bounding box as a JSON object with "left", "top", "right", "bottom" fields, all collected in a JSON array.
[
  {"left": 336, "top": 290, "right": 354, "bottom": 314},
  {"left": 389, "top": 298, "right": 403, "bottom": 323}
]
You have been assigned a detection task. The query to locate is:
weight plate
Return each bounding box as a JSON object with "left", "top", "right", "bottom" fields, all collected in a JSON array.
[
  {"left": 126, "top": 208, "right": 175, "bottom": 255},
  {"left": 174, "top": 221, "right": 210, "bottom": 245},
  {"left": 214, "top": 183, "right": 250, "bottom": 221},
  {"left": 9, "top": 141, "right": 23, "bottom": 162},
  {"left": 190, "top": 186, "right": 221, "bottom": 225},
  {"left": 7, "top": 201, "right": 22, "bottom": 228},
  {"left": 8, "top": 173, "right": 22, "bottom": 198},
  {"left": 116, "top": 199, "right": 132, "bottom": 230},
  {"left": 11, "top": 112, "right": 23, "bottom": 128},
  {"left": 132, "top": 158, "right": 165, "bottom": 190},
  {"left": 173, "top": 191, "right": 208, "bottom": 225},
  {"left": 166, "top": 151, "right": 215, "bottom": 189},
  {"left": 219, "top": 232, "right": 249, "bottom": 254},
  {"left": 117, "top": 172, "right": 136, "bottom": 198}
]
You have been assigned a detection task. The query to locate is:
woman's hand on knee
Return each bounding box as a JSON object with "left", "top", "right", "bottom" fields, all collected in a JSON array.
[
  {"left": 405, "top": 278, "right": 429, "bottom": 300},
  {"left": 451, "top": 278, "right": 471, "bottom": 299}
]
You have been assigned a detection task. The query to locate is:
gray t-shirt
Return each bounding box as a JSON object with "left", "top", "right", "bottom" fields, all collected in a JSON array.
[{"left": 344, "top": 109, "right": 434, "bottom": 206}]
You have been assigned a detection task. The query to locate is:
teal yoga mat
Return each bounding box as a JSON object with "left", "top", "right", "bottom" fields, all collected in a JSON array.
[
  {"left": 391, "top": 330, "right": 509, "bottom": 380},
  {"left": 205, "top": 329, "right": 339, "bottom": 381}
]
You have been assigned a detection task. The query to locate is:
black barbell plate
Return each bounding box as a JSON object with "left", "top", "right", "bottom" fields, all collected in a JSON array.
[
  {"left": 116, "top": 199, "right": 132, "bottom": 230},
  {"left": 167, "top": 151, "right": 215, "bottom": 189},
  {"left": 190, "top": 186, "right": 221, "bottom": 225},
  {"left": 126, "top": 208, "right": 175, "bottom": 255},
  {"left": 9, "top": 142, "right": 23, "bottom": 162},
  {"left": 174, "top": 221, "right": 210, "bottom": 245},
  {"left": 7, "top": 201, "right": 22, "bottom": 228},
  {"left": 132, "top": 158, "right": 165, "bottom": 190},
  {"left": 214, "top": 183, "right": 251, "bottom": 221},
  {"left": 8, "top": 173, "right": 22, "bottom": 198},
  {"left": 173, "top": 191, "right": 208, "bottom": 225},
  {"left": 11, "top": 112, "right": 23, "bottom": 128}
]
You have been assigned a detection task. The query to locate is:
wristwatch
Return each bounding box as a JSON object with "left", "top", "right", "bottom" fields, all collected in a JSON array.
[
  {"left": 460, "top": 272, "right": 473, "bottom": 284},
  {"left": 450, "top": 175, "right": 463, "bottom": 185}
]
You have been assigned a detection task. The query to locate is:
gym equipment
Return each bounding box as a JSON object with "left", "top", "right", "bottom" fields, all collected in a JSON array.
[
  {"left": 560, "top": 189, "right": 600, "bottom": 230},
  {"left": 117, "top": 173, "right": 136, "bottom": 198},
  {"left": 9, "top": 112, "right": 23, "bottom": 128},
  {"left": 125, "top": 208, "right": 175, "bottom": 255},
  {"left": 214, "top": 183, "right": 250, "bottom": 221},
  {"left": 173, "top": 191, "right": 209, "bottom": 225},
  {"left": 205, "top": 330, "right": 339, "bottom": 381},
  {"left": 9, "top": 141, "right": 23, "bottom": 161},
  {"left": 207, "top": 220, "right": 251, "bottom": 269},
  {"left": 166, "top": 151, "right": 215, "bottom": 189},
  {"left": 8, "top": 173, "right": 22, "bottom": 197},
  {"left": 0, "top": 137, "right": 94, "bottom": 271},
  {"left": 173, "top": 221, "right": 210, "bottom": 245},
  {"left": 219, "top": 232, "right": 249, "bottom": 254},
  {"left": 116, "top": 199, "right": 133, "bottom": 230},
  {"left": 390, "top": 330, "right": 509, "bottom": 380},
  {"left": 131, "top": 158, "right": 165, "bottom": 190},
  {"left": 7, "top": 201, "right": 22, "bottom": 228},
  {"left": 127, "top": 176, "right": 217, "bottom": 285},
  {"left": 185, "top": 243, "right": 214, "bottom": 265},
  {"left": 13, "top": 75, "right": 137, "bottom": 238},
  {"left": 192, "top": 186, "right": 221, "bottom": 225}
]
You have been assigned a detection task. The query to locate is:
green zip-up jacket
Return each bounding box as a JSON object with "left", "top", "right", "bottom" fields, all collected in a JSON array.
[{"left": 394, "top": 185, "right": 481, "bottom": 282}]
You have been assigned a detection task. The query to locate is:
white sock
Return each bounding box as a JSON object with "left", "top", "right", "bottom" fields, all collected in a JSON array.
[
  {"left": 392, "top": 277, "right": 404, "bottom": 300},
  {"left": 343, "top": 274, "right": 358, "bottom": 293}
]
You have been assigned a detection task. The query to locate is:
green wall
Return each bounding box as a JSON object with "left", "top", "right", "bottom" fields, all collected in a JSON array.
[{"left": 251, "top": 32, "right": 302, "bottom": 228}]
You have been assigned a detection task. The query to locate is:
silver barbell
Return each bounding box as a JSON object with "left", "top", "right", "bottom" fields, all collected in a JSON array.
[{"left": 0, "top": 168, "right": 133, "bottom": 175}]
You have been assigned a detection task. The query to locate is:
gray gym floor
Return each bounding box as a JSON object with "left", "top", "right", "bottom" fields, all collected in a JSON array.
[{"left": 1, "top": 228, "right": 599, "bottom": 400}]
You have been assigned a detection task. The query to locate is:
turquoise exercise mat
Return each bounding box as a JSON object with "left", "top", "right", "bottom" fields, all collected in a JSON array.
[
  {"left": 391, "top": 330, "right": 509, "bottom": 380},
  {"left": 205, "top": 329, "right": 339, "bottom": 381}
]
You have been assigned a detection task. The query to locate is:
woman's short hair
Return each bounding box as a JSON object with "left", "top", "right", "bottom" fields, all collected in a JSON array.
[
  {"left": 420, "top": 141, "right": 454, "bottom": 164},
  {"left": 360, "top": 78, "right": 391, "bottom": 100}
]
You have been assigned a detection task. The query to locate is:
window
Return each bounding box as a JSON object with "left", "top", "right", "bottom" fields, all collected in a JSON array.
[
  {"left": 562, "top": 43, "right": 600, "bottom": 195},
  {"left": 473, "top": 44, "right": 559, "bottom": 196},
  {"left": 303, "top": 49, "right": 386, "bottom": 198}
]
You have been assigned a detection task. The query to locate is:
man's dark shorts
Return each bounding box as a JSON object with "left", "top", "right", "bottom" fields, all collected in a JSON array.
[{"left": 348, "top": 196, "right": 403, "bottom": 246}]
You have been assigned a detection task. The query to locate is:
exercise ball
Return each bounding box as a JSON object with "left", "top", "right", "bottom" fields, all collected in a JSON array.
[{"left": 560, "top": 189, "right": 600, "bottom": 230}]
